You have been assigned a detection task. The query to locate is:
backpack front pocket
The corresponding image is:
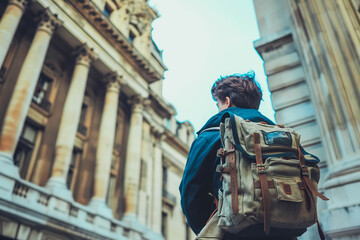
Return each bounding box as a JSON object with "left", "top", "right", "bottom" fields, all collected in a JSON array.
[{"left": 273, "top": 177, "right": 303, "bottom": 202}]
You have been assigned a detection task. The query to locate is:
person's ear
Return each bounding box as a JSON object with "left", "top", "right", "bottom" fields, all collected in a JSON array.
[{"left": 225, "top": 97, "right": 231, "bottom": 108}]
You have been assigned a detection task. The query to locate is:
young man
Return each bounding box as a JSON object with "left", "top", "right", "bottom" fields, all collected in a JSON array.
[{"left": 179, "top": 72, "right": 295, "bottom": 239}]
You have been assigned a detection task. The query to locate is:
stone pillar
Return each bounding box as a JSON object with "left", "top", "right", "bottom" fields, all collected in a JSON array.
[
  {"left": 151, "top": 129, "right": 164, "bottom": 233},
  {"left": 0, "top": 0, "right": 28, "bottom": 68},
  {"left": 123, "top": 95, "right": 148, "bottom": 221},
  {"left": 0, "top": 10, "right": 61, "bottom": 173},
  {"left": 89, "top": 73, "right": 125, "bottom": 217},
  {"left": 169, "top": 116, "right": 177, "bottom": 134},
  {"left": 46, "top": 45, "right": 95, "bottom": 198},
  {"left": 178, "top": 123, "right": 187, "bottom": 143},
  {"left": 286, "top": 1, "right": 360, "bottom": 238},
  {"left": 254, "top": 0, "right": 360, "bottom": 240}
]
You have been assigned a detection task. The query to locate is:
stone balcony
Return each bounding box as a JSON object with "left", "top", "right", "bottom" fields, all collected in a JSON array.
[{"left": 0, "top": 165, "right": 163, "bottom": 240}]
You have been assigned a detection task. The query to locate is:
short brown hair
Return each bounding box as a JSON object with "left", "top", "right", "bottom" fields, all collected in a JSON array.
[{"left": 211, "top": 71, "right": 262, "bottom": 110}]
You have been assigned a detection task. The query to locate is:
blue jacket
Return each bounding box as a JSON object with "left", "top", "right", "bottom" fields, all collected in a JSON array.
[{"left": 179, "top": 107, "right": 274, "bottom": 234}]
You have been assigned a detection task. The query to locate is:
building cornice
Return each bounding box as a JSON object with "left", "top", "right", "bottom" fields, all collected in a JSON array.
[
  {"left": 163, "top": 129, "right": 189, "bottom": 157},
  {"left": 148, "top": 90, "right": 176, "bottom": 119},
  {"left": 253, "top": 29, "right": 293, "bottom": 59},
  {"left": 68, "top": 0, "right": 164, "bottom": 83}
]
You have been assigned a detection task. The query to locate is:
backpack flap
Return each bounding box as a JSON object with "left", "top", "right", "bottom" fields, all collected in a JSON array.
[{"left": 223, "top": 113, "right": 301, "bottom": 160}]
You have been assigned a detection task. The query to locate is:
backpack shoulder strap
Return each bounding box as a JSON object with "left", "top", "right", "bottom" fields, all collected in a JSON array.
[{"left": 198, "top": 126, "right": 220, "bottom": 136}]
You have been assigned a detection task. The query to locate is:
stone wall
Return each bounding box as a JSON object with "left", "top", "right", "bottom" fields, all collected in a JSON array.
[
  {"left": 254, "top": 0, "right": 360, "bottom": 239},
  {"left": 0, "top": 0, "right": 195, "bottom": 239}
]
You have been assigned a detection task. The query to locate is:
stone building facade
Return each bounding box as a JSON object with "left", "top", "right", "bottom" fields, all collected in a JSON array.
[
  {"left": 253, "top": 0, "right": 360, "bottom": 239},
  {"left": 0, "top": 0, "right": 195, "bottom": 239}
]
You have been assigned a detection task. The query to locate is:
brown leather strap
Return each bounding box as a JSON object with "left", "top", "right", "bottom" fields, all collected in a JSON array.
[
  {"left": 302, "top": 178, "right": 326, "bottom": 240},
  {"left": 228, "top": 142, "right": 239, "bottom": 214},
  {"left": 297, "top": 143, "right": 328, "bottom": 240},
  {"left": 297, "top": 145, "right": 329, "bottom": 201},
  {"left": 206, "top": 208, "right": 218, "bottom": 224},
  {"left": 254, "top": 180, "right": 305, "bottom": 190},
  {"left": 254, "top": 133, "right": 270, "bottom": 235},
  {"left": 217, "top": 148, "right": 225, "bottom": 157},
  {"left": 214, "top": 196, "right": 219, "bottom": 209},
  {"left": 216, "top": 165, "right": 230, "bottom": 173},
  {"left": 303, "top": 176, "right": 329, "bottom": 201},
  {"left": 254, "top": 180, "right": 275, "bottom": 189},
  {"left": 217, "top": 148, "right": 236, "bottom": 158},
  {"left": 206, "top": 195, "right": 219, "bottom": 224}
]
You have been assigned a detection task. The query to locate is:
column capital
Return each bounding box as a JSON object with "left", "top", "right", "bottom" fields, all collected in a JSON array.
[
  {"left": 128, "top": 95, "right": 150, "bottom": 113},
  {"left": 9, "top": 0, "right": 29, "bottom": 12},
  {"left": 37, "top": 9, "right": 62, "bottom": 35},
  {"left": 104, "top": 72, "right": 127, "bottom": 92},
  {"left": 74, "top": 44, "right": 97, "bottom": 68},
  {"left": 151, "top": 126, "right": 165, "bottom": 143}
]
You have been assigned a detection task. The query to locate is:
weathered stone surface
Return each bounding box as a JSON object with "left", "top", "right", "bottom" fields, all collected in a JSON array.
[
  {"left": 0, "top": 0, "right": 194, "bottom": 239},
  {"left": 254, "top": 0, "right": 360, "bottom": 238}
]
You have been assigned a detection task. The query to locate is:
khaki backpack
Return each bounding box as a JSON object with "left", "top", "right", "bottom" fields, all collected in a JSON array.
[{"left": 197, "top": 113, "right": 329, "bottom": 240}]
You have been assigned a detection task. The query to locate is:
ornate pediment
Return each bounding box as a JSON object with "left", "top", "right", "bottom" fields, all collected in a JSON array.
[{"left": 116, "top": 0, "right": 156, "bottom": 35}]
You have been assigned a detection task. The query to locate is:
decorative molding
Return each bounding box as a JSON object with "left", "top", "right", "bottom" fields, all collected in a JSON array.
[
  {"left": 148, "top": 90, "right": 175, "bottom": 119},
  {"left": 253, "top": 29, "right": 293, "bottom": 58},
  {"left": 150, "top": 125, "right": 165, "bottom": 142},
  {"left": 9, "top": 0, "right": 29, "bottom": 12},
  {"left": 37, "top": 9, "right": 62, "bottom": 35},
  {"left": 163, "top": 129, "right": 189, "bottom": 157},
  {"left": 127, "top": 94, "right": 150, "bottom": 113},
  {"left": 68, "top": 0, "right": 164, "bottom": 83},
  {"left": 0, "top": 173, "right": 155, "bottom": 239},
  {"left": 104, "top": 72, "right": 127, "bottom": 91},
  {"left": 73, "top": 44, "right": 97, "bottom": 67}
]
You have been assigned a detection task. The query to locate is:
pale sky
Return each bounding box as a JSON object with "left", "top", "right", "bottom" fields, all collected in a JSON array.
[{"left": 149, "top": 0, "right": 275, "bottom": 132}]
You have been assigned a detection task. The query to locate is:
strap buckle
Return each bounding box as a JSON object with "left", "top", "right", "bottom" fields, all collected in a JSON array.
[
  {"left": 217, "top": 148, "right": 225, "bottom": 157},
  {"left": 301, "top": 165, "right": 309, "bottom": 177},
  {"left": 257, "top": 164, "right": 266, "bottom": 174}
]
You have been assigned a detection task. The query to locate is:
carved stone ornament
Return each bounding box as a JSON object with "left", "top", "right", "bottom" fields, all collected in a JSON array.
[
  {"left": 133, "top": 15, "right": 150, "bottom": 35},
  {"left": 122, "top": 0, "right": 151, "bottom": 35},
  {"left": 150, "top": 126, "right": 165, "bottom": 141},
  {"left": 128, "top": 95, "right": 150, "bottom": 113},
  {"left": 74, "top": 44, "right": 96, "bottom": 67},
  {"left": 105, "top": 72, "right": 126, "bottom": 92},
  {"left": 37, "top": 9, "right": 62, "bottom": 35},
  {"left": 9, "top": 0, "right": 29, "bottom": 11}
]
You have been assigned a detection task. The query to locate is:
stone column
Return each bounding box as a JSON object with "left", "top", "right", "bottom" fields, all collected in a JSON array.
[
  {"left": 46, "top": 45, "right": 95, "bottom": 198},
  {"left": 151, "top": 129, "right": 164, "bottom": 233},
  {"left": 285, "top": 1, "right": 360, "bottom": 238},
  {"left": 123, "top": 95, "right": 148, "bottom": 221},
  {"left": 0, "top": 0, "right": 28, "bottom": 68},
  {"left": 89, "top": 73, "right": 125, "bottom": 217},
  {"left": 0, "top": 10, "right": 61, "bottom": 173}
]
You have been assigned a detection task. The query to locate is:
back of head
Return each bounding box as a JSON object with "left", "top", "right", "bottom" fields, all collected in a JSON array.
[{"left": 211, "top": 71, "right": 262, "bottom": 110}]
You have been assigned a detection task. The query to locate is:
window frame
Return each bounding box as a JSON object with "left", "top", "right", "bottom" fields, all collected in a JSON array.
[
  {"left": 30, "top": 62, "right": 61, "bottom": 116},
  {"left": 76, "top": 94, "right": 94, "bottom": 139},
  {"left": 66, "top": 147, "right": 82, "bottom": 191},
  {"left": 13, "top": 121, "right": 42, "bottom": 180}
]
